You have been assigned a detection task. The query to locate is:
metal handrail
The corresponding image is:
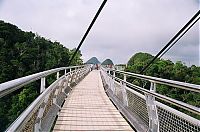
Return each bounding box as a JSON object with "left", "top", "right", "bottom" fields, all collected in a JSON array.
[
  {"left": 114, "top": 70, "right": 200, "bottom": 93},
  {"left": 114, "top": 77, "right": 200, "bottom": 115},
  {"left": 102, "top": 68, "right": 200, "bottom": 115},
  {"left": 101, "top": 67, "right": 200, "bottom": 131},
  {"left": 5, "top": 65, "right": 90, "bottom": 131},
  {"left": 6, "top": 74, "right": 65, "bottom": 131},
  {"left": 126, "top": 86, "right": 200, "bottom": 126},
  {"left": 0, "top": 65, "right": 84, "bottom": 98}
]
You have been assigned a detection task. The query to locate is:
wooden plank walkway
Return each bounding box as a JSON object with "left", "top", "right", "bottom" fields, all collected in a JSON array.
[{"left": 53, "top": 70, "right": 133, "bottom": 131}]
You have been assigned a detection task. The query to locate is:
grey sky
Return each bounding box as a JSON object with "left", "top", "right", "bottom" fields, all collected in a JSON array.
[{"left": 0, "top": 0, "right": 199, "bottom": 65}]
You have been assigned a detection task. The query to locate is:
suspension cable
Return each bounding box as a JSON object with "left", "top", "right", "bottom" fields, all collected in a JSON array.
[
  {"left": 68, "top": 0, "right": 107, "bottom": 65},
  {"left": 159, "top": 17, "right": 200, "bottom": 59},
  {"left": 140, "top": 10, "right": 200, "bottom": 74}
]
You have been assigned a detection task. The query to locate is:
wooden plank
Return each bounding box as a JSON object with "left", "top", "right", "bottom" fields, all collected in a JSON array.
[{"left": 53, "top": 70, "right": 133, "bottom": 131}]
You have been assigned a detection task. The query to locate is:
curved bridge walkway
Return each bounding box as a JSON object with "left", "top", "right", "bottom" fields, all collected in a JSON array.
[{"left": 53, "top": 70, "right": 133, "bottom": 131}]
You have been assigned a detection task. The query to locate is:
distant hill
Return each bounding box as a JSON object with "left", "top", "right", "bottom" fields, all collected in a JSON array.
[
  {"left": 85, "top": 57, "right": 100, "bottom": 64},
  {"left": 102, "top": 59, "right": 114, "bottom": 65},
  {"left": 127, "top": 52, "right": 153, "bottom": 66}
]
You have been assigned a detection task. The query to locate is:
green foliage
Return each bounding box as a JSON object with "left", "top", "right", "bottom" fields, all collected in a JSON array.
[
  {"left": 126, "top": 52, "right": 200, "bottom": 119},
  {"left": 8, "top": 84, "right": 38, "bottom": 123},
  {"left": 127, "top": 52, "right": 153, "bottom": 66},
  {"left": 69, "top": 48, "right": 83, "bottom": 65},
  {"left": 0, "top": 20, "right": 82, "bottom": 131}
]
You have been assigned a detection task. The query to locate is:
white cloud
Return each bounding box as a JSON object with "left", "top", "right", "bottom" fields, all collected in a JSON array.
[{"left": 0, "top": 0, "right": 199, "bottom": 65}]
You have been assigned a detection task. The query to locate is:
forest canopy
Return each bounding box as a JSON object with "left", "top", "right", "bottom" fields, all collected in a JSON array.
[
  {"left": 125, "top": 52, "right": 200, "bottom": 119},
  {"left": 126, "top": 52, "right": 200, "bottom": 85},
  {"left": 0, "top": 20, "right": 82, "bottom": 131}
]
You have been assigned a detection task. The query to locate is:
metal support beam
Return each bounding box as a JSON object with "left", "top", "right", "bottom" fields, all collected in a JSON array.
[
  {"left": 112, "top": 71, "right": 116, "bottom": 94},
  {"left": 34, "top": 93, "right": 49, "bottom": 131},
  {"left": 145, "top": 82, "right": 159, "bottom": 132},
  {"left": 57, "top": 72, "right": 59, "bottom": 80},
  {"left": 64, "top": 69, "right": 67, "bottom": 76},
  {"left": 40, "top": 77, "right": 45, "bottom": 93},
  {"left": 108, "top": 71, "right": 113, "bottom": 92},
  {"left": 53, "top": 84, "right": 61, "bottom": 109},
  {"left": 122, "top": 74, "right": 128, "bottom": 106}
]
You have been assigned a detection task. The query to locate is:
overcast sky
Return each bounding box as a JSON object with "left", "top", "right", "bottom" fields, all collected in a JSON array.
[{"left": 0, "top": 0, "right": 199, "bottom": 65}]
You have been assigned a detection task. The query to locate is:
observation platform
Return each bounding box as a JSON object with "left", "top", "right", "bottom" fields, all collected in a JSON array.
[{"left": 53, "top": 70, "right": 133, "bottom": 131}]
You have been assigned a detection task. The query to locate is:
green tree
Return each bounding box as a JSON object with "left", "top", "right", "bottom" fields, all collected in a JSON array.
[
  {"left": 0, "top": 20, "right": 83, "bottom": 131},
  {"left": 125, "top": 52, "right": 200, "bottom": 119}
]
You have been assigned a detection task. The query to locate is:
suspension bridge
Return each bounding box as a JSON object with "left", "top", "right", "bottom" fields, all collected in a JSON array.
[
  {"left": 0, "top": 65, "right": 199, "bottom": 132},
  {"left": 0, "top": 0, "right": 199, "bottom": 131}
]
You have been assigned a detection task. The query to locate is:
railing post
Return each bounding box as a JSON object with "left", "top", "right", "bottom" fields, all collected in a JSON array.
[
  {"left": 112, "top": 71, "right": 116, "bottom": 94},
  {"left": 122, "top": 74, "right": 128, "bottom": 106},
  {"left": 65, "top": 75, "right": 70, "bottom": 93},
  {"left": 40, "top": 77, "right": 45, "bottom": 93},
  {"left": 106, "top": 69, "right": 109, "bottom": 84},
  {"left": 78, "top": 68, "right": 81, "bottom": 80},
  {"left": 74, "top": 68, "right": 77, "bottom": 84},
  {"left": 57, "top": 72, "right": 59, "bottom": 80},
  {"left": 77, "top": 68, "right": 80, "bottom": 82},
  {"left": 53, "top": 81, "right": 62, "bottom": 109},
  {"left": 123, "top": 74, "right": 126, "bottom": 85},
  {"left": 64, "top": 69, "right": 67, "bottom": 76},
  {"left": 108, "top": 70, "right": 112, "bottom": 91},
  {"left": 34, "top": 93, "right": 49, "bottom": 131},
  {"left": 145, "top": 82, "right": 159, "bottom": 132},
  {"left": 75, "top": 69, "right": 79, "bottom": 83}
]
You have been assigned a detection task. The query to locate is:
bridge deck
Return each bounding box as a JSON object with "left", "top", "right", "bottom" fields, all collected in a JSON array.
[{"left": 53, "top": 70, "right": 133, "bottom": 131}]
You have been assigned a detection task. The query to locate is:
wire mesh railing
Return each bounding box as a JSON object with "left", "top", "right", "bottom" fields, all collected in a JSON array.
[
  {"left": 100, "top": 67, "right": 200, "bottom": 132},
  {"left": 0, "top": 65, "right": 90, "bottom": 131}
]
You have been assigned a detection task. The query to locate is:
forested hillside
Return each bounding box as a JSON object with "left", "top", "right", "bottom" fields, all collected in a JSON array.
[
  {"left": 126, "top": 52, "right": 200, "bottom": 118},
  {"left": 0, "top": 20, "right": 82, "bottom": 131},
  {"left": 126, "top": 52, "right": 200, "bottom": 85}
]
